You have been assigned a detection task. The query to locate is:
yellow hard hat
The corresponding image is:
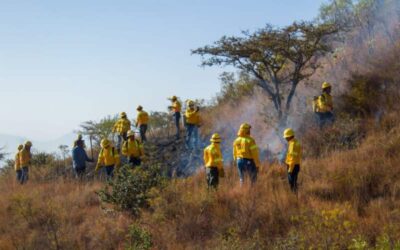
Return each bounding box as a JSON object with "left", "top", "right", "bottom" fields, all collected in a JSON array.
[
  {"left": 101, "top": 139, "right": 111, "bottom": 148},
  {"left": 188, "top": 100, "right": 195, "bottom": 106},
  {"left": 322, "top": 82, "right": 331, "bottom": 89},
  {"left": 17, "top": 144, "right": 24, "bottom": 150},
  {"left": 169, "top": 95, "right": 177, "bottom": 101},
  {"left": 239, "top": 123, "right": 251, "bottom": 131},
  {"left": 136, "top": 105, "right": 143, "bottom": 111},
  {"left": 283, "top": 128, "right": 295, "bottom": 138},
  {"left": 210, "top": 133, "right": 222, "bottom": 143},
  {"left": 120, "top": 112, "right": 127, "bottom": 118},
  {"left": 127, "top": 130, "right": 135, "bottom": 138},
  {"left": 25, "top": 141, "right": 32, "bottom": 147}
]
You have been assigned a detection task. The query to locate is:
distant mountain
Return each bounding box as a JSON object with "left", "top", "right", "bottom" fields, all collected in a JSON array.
[{"left": 0, "top": 132, "right": 77, "bottom": 159}]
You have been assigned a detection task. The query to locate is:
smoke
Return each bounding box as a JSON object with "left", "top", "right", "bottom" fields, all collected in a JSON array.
[{"left": 201, "top": 0, "right": 400, "bottom": 165}]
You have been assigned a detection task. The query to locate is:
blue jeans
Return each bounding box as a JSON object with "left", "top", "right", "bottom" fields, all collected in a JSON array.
[
  {"left": 288, "top": 165, "right": 300, "bottom": 193},
  {"left": 104, "top": 165, "right": 115, "bottom": 180},
  {"left": 185, "top": 124, "right": 198, "bottom": 148},
  {"left": 174, "top": 112, "right": 181, "bottom": 139},
  {"left": 21, "top": 166, "right": 29, "bottom": 184},
  {"left": 237, "top": 158, "right": 257, "bottom": 184},
  {"left": 16, "top": 170, "right": 23, "bottom": 184},
  {"left": 117, "top": 132, "right": 127, "bottom": 151}
]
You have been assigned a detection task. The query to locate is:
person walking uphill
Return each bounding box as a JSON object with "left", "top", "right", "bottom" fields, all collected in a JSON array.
[
  {"left": 72, "top": 139, "right": 93, "bottom": 179},
  {"left": 283, "top": 128, "right": 302, "bottom": 193},
  {"left": 203, "top": 133, "right": 224, "bottom": 189},
  {"left": 19, "top": 141, "right": 33, "bottom": 184},
  {"left": 184, "top": 100, "right": 201, "bottom": 149},
  {"left": 136, "top": 106, "right": 149, "bottom": 142},
  {"left": 14, "top": 144, "right": 24, "bottom": 184},
  {"left": 313, "top": 82, "right": 334, "bottom": 128},
  {"left": 112, "top": 112, "right": 131, "bottom": 151},
  {"left": 168, "top": 96, "right": 182, "bottom": 139},
  {"left": 233, "top": 123, "right": 261, "bottom": 185},
  {"left": 96, "top": 139, "right": 120, "bottom": 180},
  {"left": 122, "top": 130, "right": 145, "bottom": 168}
]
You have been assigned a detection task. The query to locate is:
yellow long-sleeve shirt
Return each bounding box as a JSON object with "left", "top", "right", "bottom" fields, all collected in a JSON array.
[
  {"left": 313, "top": 93, "right": 333, "bottom": 113},
  {"left": 122, "top": 139, "right": 144, "bottom": 158},
  {"left": 285, "top": 138, "right": 302, "bottom": 173},
  {"left": 136, "top": 111, "right": 149, "bottom": 126},
  {"left": 96, "top": 147, "right": 120, "bottom": 170},
  {"left": 14, "top": 151, "right": 21, "bottom": 171},
  {"left": 19, "top": 148, "right": 32, "bottom": 167},
  {"left": 233, "top": 135, "right": 261, "bottom": 168},
  {"left": 171, "top": 100, "right": 181, "bottom": 113},
  {"left": 185, "top": 108, "right": 200, "bottom": 125},
  {"left": 113, "top": 118, "right": 131, "bottom": 134},
  {"left": 203, "top": 143, "right": 223, "bottom": 169}
]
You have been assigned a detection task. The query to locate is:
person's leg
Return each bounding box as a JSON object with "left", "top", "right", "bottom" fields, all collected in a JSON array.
[
  {"left": 105, "top": 165, "right": 115, "bottom": 180},
  {"left": 237, "top": 159, "right": 245, "bottom": 185},
  {"left": 175, "top": 112, "right": 181, "bottom": 139},
  {"left": 212, "top": 167, "right": 219, "bottom": 188},
  {"left": 16, "top": 170, "right": 23, "bottom": 184},
  {"left": 292, "top": 165, "right": 300, "bottom": 193},
  {"left": 22, "top": 167, "right": 29, "bottom": 184},
  {"left": 132, "top": 157, "right": 141, "bottom": 167},
  {"left": 143, "top": 125, "right": 148, "bottom": 141},
  {"left": 140, "top": 125, "right": 147, "bottom": 142},
  {"left": 248, "top": 160, "right": 258, "bottom": 184},
  {"left": 186, "top": 125, "right": 194, "bottom": 147},
  {"left": 117, "top": 135, "right": 122, "bottom": 151},
  {"left": 193, "top": 126, "right": 199, "bottom": 148}
]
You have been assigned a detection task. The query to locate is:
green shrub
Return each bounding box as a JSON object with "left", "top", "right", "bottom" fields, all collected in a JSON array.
[
  {"left": 125, "top": 224, "right": 153, "bottom": 250},
  {"left": 98, "top": 165, "right": 165, "bottom": 217}
]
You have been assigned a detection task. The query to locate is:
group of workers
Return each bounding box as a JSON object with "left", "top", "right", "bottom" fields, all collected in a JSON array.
[
  {"left": 203, "top": 81, "right": 333, "bottom": 192},
  {"left": 13, "top": 82, "right": 333, "bottom": 192}
]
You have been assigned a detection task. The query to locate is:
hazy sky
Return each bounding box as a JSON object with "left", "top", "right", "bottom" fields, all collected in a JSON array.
[{"left": 0, "top": 0, "right": 325, "bottom": 140}]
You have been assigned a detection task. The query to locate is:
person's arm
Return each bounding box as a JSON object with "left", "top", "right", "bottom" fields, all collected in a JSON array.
[
  {"left": 114, "top": 148, "right": 121, "bottom": 167},
  {"left": 203, "top": 148, "right": 208, "bottom": 167},
  {"left": 287, "top": 142, "right": 296, "bottom": 173},
  {"left": 84, "top": 149, "right": 93, "bottom": 162},
  {"left": 96, "top": 150, "right": 103, "bottom": 171},
  {"left": 233, "top": 141, "right": 237, "bottom": 162},
  {"left": 14, "top": 153, "right": 20, "bottom": 170},
  {"left": 250, "top": 140, "right": 261, "bottom": 169}
]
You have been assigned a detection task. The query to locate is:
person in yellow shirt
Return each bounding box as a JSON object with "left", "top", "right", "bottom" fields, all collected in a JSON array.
[
  {"left": 203, "top": 133, "right": 224, "bottom": 189},
  {"left": 283, "top": 128, "right": 302, "bottom": 193},
  {"left": 135, "top": 106, "right": 149, "bottom": 142},
  {"left": 184, "top": 100, "right": 201, "bottom": 149},
  {"left": 96, "top": 139, "right": 120, "bottom": 180},
  {"left": 112, "top": 112, "right": 131, "bottom": 151},
  {"left": 313, "top": 82, "right": 334, "bottom": 128},
  {"left": 233, "top": 123, "right": 260, "bottom": 184},
  {"left": 122, "top": 130, "right": 145, "bottom": 168},
  {"left": 19, "top": 141, "right": 33, "bottom": 184},
  {"left": 168, "top": 96, "right": 182, "bottom": 140},
  {"left": 14, "top": 144, "right": 24, "bottom": 184}
]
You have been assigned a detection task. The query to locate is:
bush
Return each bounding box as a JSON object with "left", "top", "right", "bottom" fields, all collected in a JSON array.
[
  {"left": 98, "top": 165, "right": 166, "bottom": 217},
  {"left": 125, "top": 224, "right": 153, "bottom": 250}
]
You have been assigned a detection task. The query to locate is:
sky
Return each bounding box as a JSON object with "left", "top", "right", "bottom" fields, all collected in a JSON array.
[{"left": 0, "top": 0, "right": 326, "bottom": 141}]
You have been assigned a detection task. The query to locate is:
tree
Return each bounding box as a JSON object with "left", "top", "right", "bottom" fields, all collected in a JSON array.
[
  {"left": 79, "top": 115, "right": 118, "bottom": 147},
  {"left": 193, "top": 21, "right": 337, "bottom": 125}
]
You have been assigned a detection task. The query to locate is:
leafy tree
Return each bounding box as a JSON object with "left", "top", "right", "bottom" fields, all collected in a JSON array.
[
  {"left": 193, "top": 21, "right": 337, "bottom": 125},
  {"left": 216, "top": 72, "right": 256, "bottom": 105},
  {"left": 79, "top": 115, "right": 118, "bottom": 146}
]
